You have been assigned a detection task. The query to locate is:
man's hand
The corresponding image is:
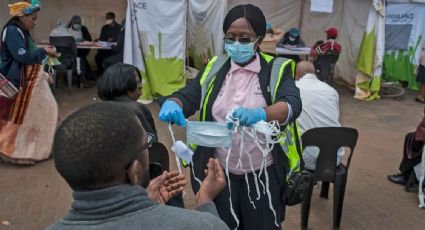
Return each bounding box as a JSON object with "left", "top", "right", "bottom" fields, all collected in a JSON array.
[
  {"left": 196, "top": 158, "right": 226, "bottom": 207},
  {"left": 146, "top": 171, "right": 186, "bottom": 204}
]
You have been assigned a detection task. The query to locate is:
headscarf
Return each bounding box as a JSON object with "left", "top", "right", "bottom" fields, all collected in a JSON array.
[
  {"left": 9, "top": 2, "right": 40, "bottom": 17},
  {"left": 223, "top": 4, "right": 266, "bottom": 39}
]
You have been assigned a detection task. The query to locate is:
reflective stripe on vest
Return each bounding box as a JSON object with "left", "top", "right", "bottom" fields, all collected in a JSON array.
[{"left": 266, "top": 57, "right": 302, "bottom": 177}]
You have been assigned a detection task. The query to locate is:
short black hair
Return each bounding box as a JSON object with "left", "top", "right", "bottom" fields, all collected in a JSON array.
[
  {"left": 70, "top": 15, "right": 82, "bottom": 25},
  {"left": 52, "top": 102, "right": 146, "bottom": 191},
  {"left": 106, "top": 12, "right": 115, "bottom": 20},
  {"left": 97, "top": 63, "right": 141, "bottom": 101},
  {"left": 223, "top": 4, "right": 266, "bottom": 39}
]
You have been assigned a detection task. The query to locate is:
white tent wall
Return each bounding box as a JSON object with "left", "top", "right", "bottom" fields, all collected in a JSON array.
[
  {"left": 228, "top": 0, "right": 303, "bottom": 34},
  {"left": 228, "top": 0, "right": 372, "bottom": 85},
  {"left": 302, "top": 0, "right": 372, "bottom": 85},
  {"left": 0, "top": 0, "right": 126, "bottom": 42}
]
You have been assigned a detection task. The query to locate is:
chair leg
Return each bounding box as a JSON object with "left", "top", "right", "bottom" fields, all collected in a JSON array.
[
  {"left": 333, "top": 173, "right": 348, "bottom": 229},
  {"left": 320, "top": 181, "right": 330, "bottom": 198},
  {"left": 66, "top": 69, "right": 72, "bottom": 95},
  {"left": 52, "top": 71, "right": 57, "bottom": 93},
  {"left": 301, "top": 178, "right": 315, "bottom": 230}
]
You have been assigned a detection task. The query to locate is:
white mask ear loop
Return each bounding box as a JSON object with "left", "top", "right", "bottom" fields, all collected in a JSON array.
[
  {"left": 225, "top": 147, "right": 240, "bottom": 230},
  {"left": 168, "top": 123, "right": 182, "bottom": 175},
  {"left": 237, "top": 130, "right": 256, "bottom": 209}
]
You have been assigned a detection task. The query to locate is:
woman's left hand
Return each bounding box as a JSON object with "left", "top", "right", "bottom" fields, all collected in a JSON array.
[
  {"left": 43, "top": 46, "right": 57, "bottom": 57},
  {"left": 232, "top": 107, "right": 266, "bottom": 126}
]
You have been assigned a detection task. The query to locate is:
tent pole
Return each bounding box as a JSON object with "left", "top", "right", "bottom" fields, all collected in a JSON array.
[{"left": 299, "top": 0, "right": 304, "bottom": 31}]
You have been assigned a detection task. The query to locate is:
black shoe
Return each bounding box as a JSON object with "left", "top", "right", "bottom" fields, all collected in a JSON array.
[{"left": 388, "top": 174, "right": 406, "bottom": 185}]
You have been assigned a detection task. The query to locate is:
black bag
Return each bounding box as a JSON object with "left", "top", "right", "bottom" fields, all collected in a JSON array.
[
  {"left": 284, "top": 124, "right": 314, "bottom": 206},
  {"left": 285, "top": 170, "right": 314, "bottom": 206}
]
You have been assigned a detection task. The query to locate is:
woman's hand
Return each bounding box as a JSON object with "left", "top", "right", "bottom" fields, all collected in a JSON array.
[
  {"left": 147, "top": 171, "right": 186, "bottom": 204},
  {"left": 43, "top": 46, "right": 57, "bottom": 57},
  {"left": 232, "top": 107, "right": 266, "bottom": 126},
  {"left": 159, "top": 99, "right": 187, "bottom": 127}
]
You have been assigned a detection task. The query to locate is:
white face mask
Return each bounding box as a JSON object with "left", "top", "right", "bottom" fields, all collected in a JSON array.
[
  {"left": 105, "top": 19, "right": 113, "bottom": 25},
  {"left": 186, "top": 121, "right": 233, "bottom": 148},
  {"left": 289, "top": 36, "right": 296, "bottom": 41}
]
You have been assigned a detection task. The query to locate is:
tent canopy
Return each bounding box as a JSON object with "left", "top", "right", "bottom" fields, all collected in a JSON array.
[{"left": 1, "top": 0, "right": 424, "bottom": 87}]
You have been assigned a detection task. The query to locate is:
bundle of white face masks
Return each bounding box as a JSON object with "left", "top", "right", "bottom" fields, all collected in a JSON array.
[{"left": 167, "top": 112, "right": 283, "bottom": 229}]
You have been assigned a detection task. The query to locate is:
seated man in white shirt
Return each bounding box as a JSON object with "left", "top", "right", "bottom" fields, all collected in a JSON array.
[{"left": 295, "top": 61, "right": 344, "bottom": 170}]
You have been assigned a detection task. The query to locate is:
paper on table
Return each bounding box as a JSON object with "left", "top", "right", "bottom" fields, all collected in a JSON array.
[
  {"left": 311, "top": 0, "right": 333, "bottom": 13},
  {"left": 287, "top": 47, "right": 311, "bottom": 52}
]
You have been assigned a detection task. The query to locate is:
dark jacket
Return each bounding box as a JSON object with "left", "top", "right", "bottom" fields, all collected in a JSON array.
[
  {"left": 278, "top": 32, "right": 306, "bottom": 48},
  {"left": 99, "top": 22, "right": 122, "bottom": 42},
  {"left": 162, "top": 54, "right": 302, "bottom": 197},
  {"left": 0, "top": 21, "right": 46, "bottom": 87},
  {"left": 81, "top": 25, "right": 92, "bottom": 42}
]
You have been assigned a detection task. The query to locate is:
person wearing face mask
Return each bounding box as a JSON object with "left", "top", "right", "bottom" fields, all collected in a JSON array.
[
  {"left": 278, "top": 27, "right": 306, "bottom": 49},
  {"left": 0, "top": 1, "right": 58, "bottom": 164},
  {"left": 277, "top": 27, "right": 305, "bottom": 62},
  {"left": 46, "top": 102, "right": 230, "bottom": 230},
  {"left": 95, "top": 12, "right": 122, "bottom": 76},
  {"left": 158, "top": 4, "right": 302, "bottom": 229},
  {"left": 68, "top": 15, "right": 95, "bottom": 83}
]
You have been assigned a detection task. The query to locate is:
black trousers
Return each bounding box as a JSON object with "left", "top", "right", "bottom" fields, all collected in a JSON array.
[
  {"left": 95, "top": 50, "right": 115, "bottom": 75},
  {"left": 213, "top": 165, "right": 284, "bottom": 230},
  {"left": 399, "top": 132, "right": 423, "bottom": 180}
]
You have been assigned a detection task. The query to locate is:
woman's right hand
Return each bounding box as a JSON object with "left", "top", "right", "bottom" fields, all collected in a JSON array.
[
  {"left": 43, "top": 46, "right": 57, "bottom": 57},
  {"left": 159, "top": 100, "right": 187, "bottom": 127}
]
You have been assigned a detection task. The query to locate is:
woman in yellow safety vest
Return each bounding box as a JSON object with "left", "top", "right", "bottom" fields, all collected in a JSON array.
[{"left": 159, "top": 4, "right": 301, "bottom": 230}]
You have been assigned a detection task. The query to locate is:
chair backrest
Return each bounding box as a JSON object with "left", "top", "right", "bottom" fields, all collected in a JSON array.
[
  {"left": 49, "top": 36, "right": 77, "bottom": 69},
  {"left": 314, "top": 53, "right": 339, "bottom": 85},
  {"left": 301, "top": 127, "right": 358, "bottom": 181},
  {"left": 148, "top": 142, "right": 170, "bottom": 179}
]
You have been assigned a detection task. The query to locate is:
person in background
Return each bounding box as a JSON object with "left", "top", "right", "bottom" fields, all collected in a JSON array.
[
  {"left": 295, "top": 61, "right": 344, "bottom": 170},
  {"left": 278, "top": 27, "right": 305, "bottom": 62},
  {"left": 310, "top": 27, "right": 342, "bottom": 58},
  {"left": 388, "top": 106, "right": 425, "bottom": 187},
  {"left": 49, "top": 18, "right": 72, "bottom": 37},
  {"left": 97, "top": 63, "right": 185, "bottom": 208},
  {"left": 278, "top": 27, "right": 305, "bottom": 48},
  {"left": 102, "top": 19, "right": 125, "bottom": 70},
  {"left": 95, "top": 12, "right": 122, "bottom": 75},
  {"left": 158, "top": 4, "right": 301, "bottom": 229},
  {"left": 45, "top": 102, "right": 229, "bottom": 230},
  {"left": 68, "top": 15, "right": 92, "bottom": 43},
  {"left": 68, "top": 15, "right": 95, "bottom": 82},
  {"left": 259, "top": 23, "right": 284, "bottom": 55},
  {"left": 415, "top": 40, "right": 425, "bottom": 103},
  {"left": 0, "top": 1, "right": 58, "bottom": 164}
]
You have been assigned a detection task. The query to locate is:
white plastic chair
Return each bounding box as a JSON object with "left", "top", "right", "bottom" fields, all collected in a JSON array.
[{"left": 414, "top": 148, "right": 425, "bottom": 208}]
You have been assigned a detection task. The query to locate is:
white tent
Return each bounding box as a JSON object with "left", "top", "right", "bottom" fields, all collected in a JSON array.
[{"left": 2, "top": 0, "right": 425, "bottom": 99}]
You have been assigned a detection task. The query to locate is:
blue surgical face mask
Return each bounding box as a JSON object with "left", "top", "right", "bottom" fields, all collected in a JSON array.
[
  {"left": 72, "top": 24, "right": 82, "bottom": 31},
  {"left": 186, "top": 121, "right": 233, "bottom": 148},
  {"left": 224, "top": 41, "right": 256, "bottom": 64}
]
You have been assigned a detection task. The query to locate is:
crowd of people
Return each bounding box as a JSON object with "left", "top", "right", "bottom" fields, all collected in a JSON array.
[{"left": 0, "top": 1, "right": 424, "bottom": 230}]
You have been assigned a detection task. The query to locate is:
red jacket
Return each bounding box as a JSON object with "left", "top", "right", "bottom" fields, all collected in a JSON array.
[{"left": 310, "top": 39, "right": 341, "bottom": 57}]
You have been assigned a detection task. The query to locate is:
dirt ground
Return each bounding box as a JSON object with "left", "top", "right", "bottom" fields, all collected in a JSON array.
[{"left": 1, "top": 83, "right": 425, "bottom": 230}]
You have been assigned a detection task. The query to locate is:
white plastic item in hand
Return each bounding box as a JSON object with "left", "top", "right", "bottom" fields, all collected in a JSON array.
[
  {"left": 171, "top": 141, "right": 194, "bottom": 164},
  {"left": 168, "top": 123, "right": 182, "bottom": 175}
]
